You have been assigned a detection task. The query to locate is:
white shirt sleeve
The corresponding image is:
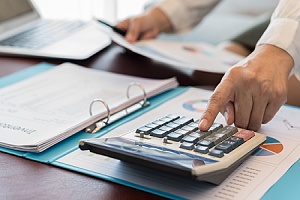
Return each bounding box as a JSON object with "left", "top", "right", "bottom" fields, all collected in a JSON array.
[
  {"left": 257, "top": 0, "right": 300, "bottom": 80},
  {"left": 157, "top": 0, "right": 221, "bottom": 32}
]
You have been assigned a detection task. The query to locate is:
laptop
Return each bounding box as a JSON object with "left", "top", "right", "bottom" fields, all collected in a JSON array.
[{"left": 0, "top": 0, "right": 111, "bottom": 60}]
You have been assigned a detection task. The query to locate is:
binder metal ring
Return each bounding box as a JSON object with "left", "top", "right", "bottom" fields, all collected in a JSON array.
[
  {"left": 126, "top": 82, "right": 148, "bottom": 106},
  {"left": 89, "top": 99, "right": 111, "bottom": 124},
  {"left": 86, "top": 99, "right": 110, "bottom": 133}
]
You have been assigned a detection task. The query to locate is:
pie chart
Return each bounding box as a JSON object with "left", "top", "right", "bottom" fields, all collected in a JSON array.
[
  {"left": 182, "top": 99, "right": 209, "bottom": 112},
  {"left": 252, "top": 136, "right": 283, "bottom": 156}
]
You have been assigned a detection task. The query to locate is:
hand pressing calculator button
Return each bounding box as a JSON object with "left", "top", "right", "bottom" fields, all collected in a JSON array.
[{"left": 79, "top": 114, "right": 266, "bottom": 185}]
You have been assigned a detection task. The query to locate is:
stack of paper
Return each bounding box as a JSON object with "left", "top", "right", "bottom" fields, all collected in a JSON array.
[{"left": 0, "top": 63, "right": 178, "bottom": 152}]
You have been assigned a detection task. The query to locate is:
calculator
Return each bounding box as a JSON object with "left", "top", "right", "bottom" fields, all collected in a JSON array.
[{"left": 79, "top": 114, "right": 266, "bottom": 185}]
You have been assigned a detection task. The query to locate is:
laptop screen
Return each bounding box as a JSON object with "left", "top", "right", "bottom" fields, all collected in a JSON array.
[{"left": 0, "top": 0, "right": 33, "bottom": 23}]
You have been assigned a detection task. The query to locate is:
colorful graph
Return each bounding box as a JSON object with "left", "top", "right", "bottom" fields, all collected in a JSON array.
[
  {"left": 252, "top": 136, "right": 283, "bottom": 156},
  {"left": 182, "top": 99, "right": 209, "bottom": 112}
]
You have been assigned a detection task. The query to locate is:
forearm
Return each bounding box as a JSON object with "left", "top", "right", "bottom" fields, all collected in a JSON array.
[
  {"left": 257, "top": 0, "right": 300, "bottom": 79},
  {"left": 157, "top": 0, "right": 221, "bottom": 32}
]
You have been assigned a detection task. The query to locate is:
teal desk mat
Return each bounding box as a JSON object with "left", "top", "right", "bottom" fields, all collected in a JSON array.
[{"left": 262, "top": 158, "right": 300, "bottom": 200}]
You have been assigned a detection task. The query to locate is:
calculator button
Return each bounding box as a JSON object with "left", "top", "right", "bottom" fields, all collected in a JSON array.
[
  {"left": 227, "top": 136, "right": 244, "bottom": 147},
  {"left": 194, "top": 145, "right": 209, "bottom": 154},
  {"left": 167, "top": 132, "right": 184, "bottom": 142},
  {"left": 165, "top": 122, "right": 181, "bottom": 130},
  {"left": 174, "top": 129, "right": 190, "bottom": 136},
  {"left": 145, "top": 123, "right": 160, "bottom": 129},
  {"left": 190, "top": 130, "right": 210, "bottom": 139},
  {"left": 150, "top": 129, "right": 168, "bottom": 138},
  {"left": 188, "top": 121, "right": 199, "bottom": 128},
  {"left": 152, "top": 120, "right": 166, "bottom": 127},
  {"left": 179, "top": 142, "right": 194, "bottom": 150},
  {"left": 165, "top": 114, "right": 180, "bottom": 120},
  {"left": 215, "top": 126, "right": 238, "bottom": 137},
  {"left": 197, "top": 139, "right": 214, "bottom": 148},
  {"left": 203, "top": 135, "right": 221, "bottom": 145},
  {"left": 136, "top": 126, "right": 152, "bottom": 134},
  {"left": 233, "top": 129, "right": 255, "bottom": 142},
  {"left": 159, "top": 116, "right": 175, "bottom": 123},
  {"left": 209, "top": 123, "right": 223, "bottom": 132},
  {"left": 181, "top": 135, "right": 199, "bottom": 144},
  {"left": 215, "top": 142, "right": 233, "bottom": 153},
  {"left": 181, "top": 124, "right": 198, "bottom": 133},
  {"left": 209, "top": 149, "right": 224, "bottom": 158},
  {"left": 173, "top": 117, "right": 194, "bottom": 127},
  {"left": 159, "top": 125, "right": 173, "bottom": 133}
]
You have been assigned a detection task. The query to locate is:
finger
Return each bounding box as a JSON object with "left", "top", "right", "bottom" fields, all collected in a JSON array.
[
  {"left": 126, "top": 18, "right": 143, "bottom": 42},
  {"left": 247, "top": 95, "right": 269, "bottom": 131},
  {"left": 115, "top": 19, "right": 130, "bottom": 30},
  {"left": 221, "top": 101, "right": 235, "bottom": 125},
  {"left": 140, "top": 30, "right": 159, "bottom": 40},
  {"left": 262, "top": 97, "right": 285, "bottom": 124},
  {"left": 199, "top": 83, "right": 234, "bottom": 131},
  {"left": 233, "top": 89, "right": 253, "bottom": 129}
]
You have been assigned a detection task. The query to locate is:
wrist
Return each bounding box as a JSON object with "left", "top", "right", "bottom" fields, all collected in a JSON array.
[{"left": 251, "top": 44, "right": 294, "bottom": 76}]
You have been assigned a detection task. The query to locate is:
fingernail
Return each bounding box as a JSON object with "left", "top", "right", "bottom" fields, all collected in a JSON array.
[{"left": 199, "top": 119, "right": 208, "bottom": 129}]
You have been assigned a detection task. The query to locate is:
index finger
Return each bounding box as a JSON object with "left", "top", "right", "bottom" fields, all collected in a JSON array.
[{"left": 199, "top": 83, "right": 234, "bottom": 131}]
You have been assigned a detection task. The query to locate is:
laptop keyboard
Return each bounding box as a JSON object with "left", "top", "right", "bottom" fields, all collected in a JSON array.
[{"left": 0, "top": 20, "right": 85, "bottom": 49}]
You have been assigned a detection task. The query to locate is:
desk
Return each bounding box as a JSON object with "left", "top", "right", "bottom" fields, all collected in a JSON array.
[{"left": 0, "top": 43, "right": 223, "bottom": 200}]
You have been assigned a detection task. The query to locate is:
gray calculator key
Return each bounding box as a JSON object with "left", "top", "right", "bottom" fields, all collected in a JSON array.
[
  {"left": 194, "top": 145, "right": 209, "bottom": 154},
  {"left": 209, "top": 149, "right": 224, "bottom": 158}
]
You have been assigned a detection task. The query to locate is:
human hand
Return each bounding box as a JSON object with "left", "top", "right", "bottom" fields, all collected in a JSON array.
[
  {"left": 115, "top": 7, "right": 172, "bottom": 43},
  {"left": 199, "top": 44, "right": 294, "bottom": 131}
]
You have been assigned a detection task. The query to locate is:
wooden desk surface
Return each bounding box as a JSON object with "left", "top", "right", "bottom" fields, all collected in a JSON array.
[{"left": 0, "top": 43, "right": 223, "bottom": 200}]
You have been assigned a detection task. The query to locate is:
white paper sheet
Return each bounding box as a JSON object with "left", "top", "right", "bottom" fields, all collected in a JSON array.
[
  {"left": 57, "top": 88, "right": 300, "bottom": 199},
  {"left": 112, "top": 33, "right": 244, "bottom": 74}
]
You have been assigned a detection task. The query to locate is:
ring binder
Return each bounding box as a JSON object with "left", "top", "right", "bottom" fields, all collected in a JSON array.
[
  {"left": 85, "top": 82, "right": 150, "bottom": 134},
  {"left": 85, "top": 99, "right": 110, "bottom": 133}
]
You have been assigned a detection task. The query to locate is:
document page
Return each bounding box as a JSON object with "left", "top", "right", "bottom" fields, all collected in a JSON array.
[
  {"left": 0, "top": 62, "right": 177, "bottom": 152},
  {"left": 112, "top": 33, "right": 244, "bottom": 74},
  {"left": 57, "top": 88, "right": 300, "bottom": 199}
]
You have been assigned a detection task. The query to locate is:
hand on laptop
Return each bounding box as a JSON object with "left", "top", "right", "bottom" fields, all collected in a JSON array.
[
  {"left": 115, "top": 7, "right": 172, "bottom": 43},
  {"left": 199, "top": 44, "right": 294, "bottom": 131}
]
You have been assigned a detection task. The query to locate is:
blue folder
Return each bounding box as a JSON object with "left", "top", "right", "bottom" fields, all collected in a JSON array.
[{"left": 1, "top": 63, "right": 299, "bottom": 200}]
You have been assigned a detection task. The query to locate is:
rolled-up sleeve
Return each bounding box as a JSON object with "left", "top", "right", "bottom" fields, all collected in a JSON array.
[
  {"left": 257, "top": 0, "right": 300, "bottom": 80},
  {"left": 157, "top": 0, "right": 221, "bottom": 32}
]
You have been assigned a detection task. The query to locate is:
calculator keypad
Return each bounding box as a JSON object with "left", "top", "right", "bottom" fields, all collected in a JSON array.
[{"left": 129, "top": 114, "right": 255, "bottom": 158}]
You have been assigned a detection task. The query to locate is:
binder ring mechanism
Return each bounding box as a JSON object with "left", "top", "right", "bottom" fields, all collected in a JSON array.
[
  {"left": 126, "top": 82, "right": 150, "bottom": 107},
  {"left": 85, "top": 82, "right": 149, "bottom": 134},
  {"left": 85, "top": 99, "right": 110, "bottom": 133}
]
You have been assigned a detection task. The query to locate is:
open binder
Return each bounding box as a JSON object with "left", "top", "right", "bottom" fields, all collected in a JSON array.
[{"left": 0, "top": 62, "right": 178, "bottom": 152}]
